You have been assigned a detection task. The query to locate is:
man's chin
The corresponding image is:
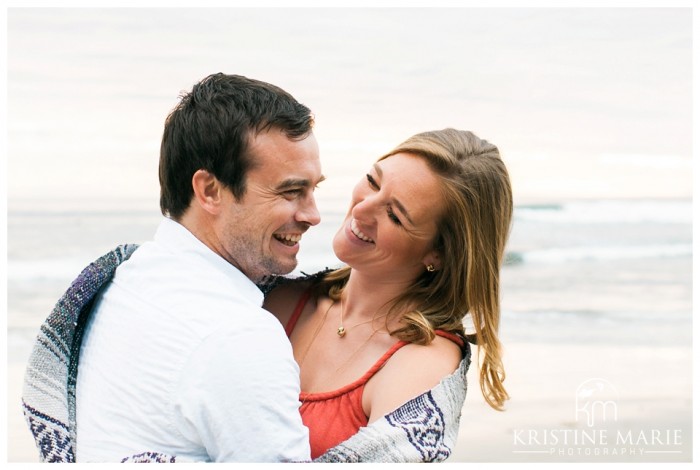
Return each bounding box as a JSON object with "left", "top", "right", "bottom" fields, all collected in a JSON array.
[
  {"left": 263, "top": 256, "right": 298, "bottom": 278},
  {"left": 276, "top": 259, "right": 298, "bottom": 276}
]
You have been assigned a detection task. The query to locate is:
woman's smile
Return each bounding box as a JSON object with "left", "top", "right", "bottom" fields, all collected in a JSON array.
[{"left": 350, "top": 219, "right": 375, "bottom": 244}]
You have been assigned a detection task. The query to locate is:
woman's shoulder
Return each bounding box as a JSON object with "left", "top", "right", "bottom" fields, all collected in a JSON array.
[
  {"left": 364, "top": 332, "right": 463, "bottom": 422},
  {"left": 395, "top": 333, "right": 463, "bottom": 374},
  {"left": 266, "top": 266, "right": 329, "bottom": 292},
  {"left": 262, "top": 280, "right": 313, "bottom": 326},
  {"left": 262, "top": 268, "right": 336, "bottom": 327},
  {"left": 381, "top": 333, "right": 463, "bottom": 390}
]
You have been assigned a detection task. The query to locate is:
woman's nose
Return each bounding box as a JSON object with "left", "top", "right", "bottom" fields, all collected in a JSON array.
[{"left": 351, "top": 193, "right": 380, "bottom": 222}]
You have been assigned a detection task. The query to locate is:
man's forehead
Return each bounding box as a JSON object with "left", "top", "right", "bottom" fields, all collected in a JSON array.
[{"left": 246, "top": 129, "right": 317, "bottom": 159}]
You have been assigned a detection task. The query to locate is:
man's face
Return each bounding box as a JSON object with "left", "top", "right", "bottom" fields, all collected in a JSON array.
[{"left": 218, "top": 128, "right": 323, "bottom": 282}]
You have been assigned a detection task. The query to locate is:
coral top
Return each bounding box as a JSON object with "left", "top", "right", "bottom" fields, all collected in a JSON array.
[{"left": 285, "top": 290, "right": 464, "bottom": 459}]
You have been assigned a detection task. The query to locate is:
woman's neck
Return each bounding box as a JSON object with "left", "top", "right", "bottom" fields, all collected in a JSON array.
[{"left": 340, "top": 269, "right": 413, "bottom": 326}]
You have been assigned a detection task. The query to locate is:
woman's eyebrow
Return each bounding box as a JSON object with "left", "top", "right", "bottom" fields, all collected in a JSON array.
[{"left": 393, "top": 197, "right": 414, "bottom": 225}]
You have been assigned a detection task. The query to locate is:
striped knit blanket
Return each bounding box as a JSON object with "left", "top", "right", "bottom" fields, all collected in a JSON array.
[
  {"left": 22, "top": 244, "right": 139, "bottom": 462},
  {"left": 21, "top": 245, "right": 470, "bottom": 463}
]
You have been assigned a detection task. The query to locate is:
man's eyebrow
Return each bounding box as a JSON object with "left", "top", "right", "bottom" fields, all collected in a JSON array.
[
  {"left": 275, "top": 175, "right": 326, "bottom": 191},
  {"left": 373, "top": 163, "right": 414, "bottom": 226}
]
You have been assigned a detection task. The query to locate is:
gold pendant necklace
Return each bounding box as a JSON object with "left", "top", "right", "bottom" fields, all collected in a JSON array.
[
  {"left": 334, "top": 328, "right": 382, "bottom": 373},
  {"left": 337, "top": 296, "right": 389, "bottom": 339},
  {"left": 337, "top": 296, "right": 346, "bottom": 337}
]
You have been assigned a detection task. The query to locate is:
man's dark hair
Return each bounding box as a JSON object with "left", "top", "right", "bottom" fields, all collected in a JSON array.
[{"left": 159, "top": 73, "right": 314, "bottom": 219}]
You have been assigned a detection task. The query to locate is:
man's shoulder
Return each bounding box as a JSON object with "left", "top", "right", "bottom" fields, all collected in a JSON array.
[{"left": 114, "top": 243, "right": 263, "bottom": 307}]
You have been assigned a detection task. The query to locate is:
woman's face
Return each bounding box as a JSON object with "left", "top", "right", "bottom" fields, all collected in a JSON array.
[{"left": 333, "top": 152, "right": 444, "bottom": 282}]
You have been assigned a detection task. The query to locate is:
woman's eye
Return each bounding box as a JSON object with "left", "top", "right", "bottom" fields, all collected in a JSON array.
[
  {"left": 366, "top": 174, "right": 379, "bottom": 189},
  {"left": 387, "top": 208, "right": 402, "bottom": 226}
]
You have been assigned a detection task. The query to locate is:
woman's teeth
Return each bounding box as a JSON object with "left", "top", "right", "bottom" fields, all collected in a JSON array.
[{"left": 351, "top": 220, "right": 374, "bottom": 243}]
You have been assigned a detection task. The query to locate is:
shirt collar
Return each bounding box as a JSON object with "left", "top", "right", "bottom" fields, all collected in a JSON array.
[{"left": 154, "top": 217, "right": 264, "bottom": 306}]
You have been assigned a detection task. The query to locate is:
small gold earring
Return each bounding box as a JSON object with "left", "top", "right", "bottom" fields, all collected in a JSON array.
[{"left": 426, "top": 264, "right": 436, "bottom": 272}]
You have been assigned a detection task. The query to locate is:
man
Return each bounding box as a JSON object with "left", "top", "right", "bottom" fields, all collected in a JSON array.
[{"left": 74, "top": 73, "right": 323, "bottom": 462}]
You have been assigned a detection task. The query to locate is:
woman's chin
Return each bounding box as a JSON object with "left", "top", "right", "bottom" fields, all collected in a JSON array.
[{"left": 331, "top": 231, "right": 349, "bottom": 264}]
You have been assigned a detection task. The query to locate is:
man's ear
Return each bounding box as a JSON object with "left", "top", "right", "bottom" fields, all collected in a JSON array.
[{"left": 191, "top": 169, "right": 223, "bottom": 215}]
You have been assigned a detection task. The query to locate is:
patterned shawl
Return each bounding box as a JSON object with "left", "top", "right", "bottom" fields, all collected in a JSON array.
[
  {"left": 22, "top": 244, "right": 139, "bottom": 462},
  {"left": 21, "top": 245, "right": 470, "bottom": 463}
]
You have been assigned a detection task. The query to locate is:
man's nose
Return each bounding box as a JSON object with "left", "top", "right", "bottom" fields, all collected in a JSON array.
[{"left": 298, "top": 194, "right": 321, "bottom": 226}]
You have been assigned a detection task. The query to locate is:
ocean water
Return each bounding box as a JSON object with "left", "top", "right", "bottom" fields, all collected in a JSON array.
[
  {"left": 7, "top": 198, "right": 692, "bottom": 364},
  {"left": 499, "top": 199, "right": 692, "bottom": 348}
]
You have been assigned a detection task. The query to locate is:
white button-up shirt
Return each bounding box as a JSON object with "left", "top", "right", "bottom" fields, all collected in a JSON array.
[{"left": 75, "top": 217, "right": 310, "bottom": 462}]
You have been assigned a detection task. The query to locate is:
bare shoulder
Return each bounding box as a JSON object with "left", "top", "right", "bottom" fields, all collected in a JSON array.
[
  {"left": 391, "top": 333, "right": 463, "bottom": 380},
  {"left": 364, "top": 333, "right": 463, "bottom": 422},
  {"left": 262, "top": 281, "right": 312, "bottom": 326}
]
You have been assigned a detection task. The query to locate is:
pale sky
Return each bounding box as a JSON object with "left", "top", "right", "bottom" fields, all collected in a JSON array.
[{"left": 6, "top": 6, "right": 694, "bottom": 208}]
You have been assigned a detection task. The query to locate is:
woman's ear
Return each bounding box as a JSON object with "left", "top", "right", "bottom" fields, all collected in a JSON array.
[
  {"left": 422, "top": 251, "right": 442, "bottom": 271},
  {"left": 191, "top": 169, "right": 223, "bottom": 215}
]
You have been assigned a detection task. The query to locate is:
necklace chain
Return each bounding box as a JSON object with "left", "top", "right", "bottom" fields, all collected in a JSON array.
[
  {"left": 297, "top": 298, "right": 335, "bottom": 368},
  {"left": 296, "top": 296, "right": 390, "bottom": 394},
  {"left": 337, "top": 295, "right": 390, "bottom": 338},
  {"left": 334, "top": 329, "right": 381, "bottom": 373}
]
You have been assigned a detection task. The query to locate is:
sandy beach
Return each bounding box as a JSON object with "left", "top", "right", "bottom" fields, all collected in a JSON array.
[
  {"left": 451, "top": 342, "right": 692, "bottom": 462},
  {"left": 8, "top": 338, "right": 692, "bottom": 463}
]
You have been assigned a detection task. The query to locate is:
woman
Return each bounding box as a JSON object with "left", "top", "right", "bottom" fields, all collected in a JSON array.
[{"left": 264, "top": 128, "right": 513, "bottom": 462}]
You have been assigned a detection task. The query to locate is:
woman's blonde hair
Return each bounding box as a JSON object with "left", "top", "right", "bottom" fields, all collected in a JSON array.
[{"left": 316, "top": 128, "right": 513, "bottom": 410}]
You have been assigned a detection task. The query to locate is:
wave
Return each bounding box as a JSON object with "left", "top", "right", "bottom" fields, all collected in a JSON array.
[
  {"left": 505, "top": 243, "right": 691, "bottom": 265},
  {"left": 515, "top": 200, "right": 691, "bottom": 224},
  {"left": 9, "top": 243, "right": 691, "bottom": 281},
  {"left": 7, "top": 254, "right": 345, "bottom": 284},
  {"left": 502, "top": 308, "right": 690, "bottom": 320}
]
